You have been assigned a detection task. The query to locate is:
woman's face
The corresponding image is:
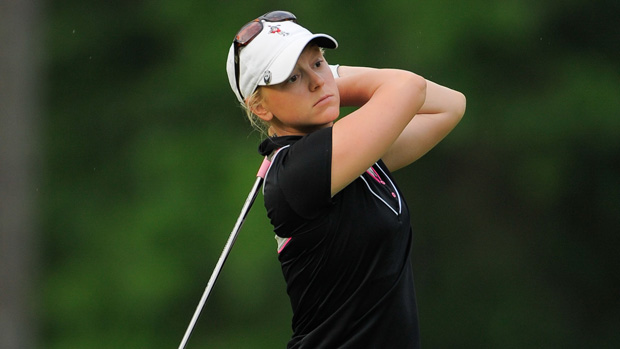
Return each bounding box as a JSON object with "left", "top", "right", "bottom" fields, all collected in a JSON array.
[{"left": 255, "top": 45, "right": 340, "bottom": 136}]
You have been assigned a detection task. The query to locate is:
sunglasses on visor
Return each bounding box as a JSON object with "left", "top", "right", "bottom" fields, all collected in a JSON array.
[{"left": 233, "top": 11, "right": 298, "bottom": 100}]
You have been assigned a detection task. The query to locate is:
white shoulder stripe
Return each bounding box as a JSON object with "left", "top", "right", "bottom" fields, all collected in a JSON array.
[{"left": 262, "top": 145, "right": 290, "bottom": 195}]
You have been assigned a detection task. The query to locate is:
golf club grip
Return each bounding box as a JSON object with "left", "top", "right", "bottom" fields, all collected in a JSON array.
[
  {"left": 178, "top": 157, "right": 270, "bottom": 349},
  {"left": 257, "top": 156, "right": 271, "bottom": 178}
]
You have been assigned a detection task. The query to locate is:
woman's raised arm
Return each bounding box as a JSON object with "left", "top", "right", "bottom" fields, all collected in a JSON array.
[
  {"left": 331, "top": 67, "right": 426, "bottom": 196},
  {"left": 381, "top": 80, "right": 466, "bottom": 171}
]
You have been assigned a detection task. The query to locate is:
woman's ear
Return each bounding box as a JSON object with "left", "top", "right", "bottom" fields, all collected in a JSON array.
[{"left": 251, "top": 102, "right": 273, "bottom": 122}]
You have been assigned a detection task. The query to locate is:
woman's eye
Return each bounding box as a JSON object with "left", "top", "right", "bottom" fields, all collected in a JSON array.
[
  {"left": 315, "top": 60, "right": 323, "bottom": 68},
  {"left": 288, "top": 75, "right": 298, "bottom": 83}
]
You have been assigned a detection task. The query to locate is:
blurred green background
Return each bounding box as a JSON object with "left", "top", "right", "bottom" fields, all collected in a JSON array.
[{"left": 2, "top": 0, "right": 619, "bottom": 348}]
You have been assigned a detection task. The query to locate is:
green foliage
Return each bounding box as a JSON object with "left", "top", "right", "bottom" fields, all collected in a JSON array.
[{"left": 41, "top": 1, "right": 619, "bottom": 348}]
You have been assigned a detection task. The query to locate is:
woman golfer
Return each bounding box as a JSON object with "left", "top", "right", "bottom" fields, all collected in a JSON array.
[{"left": 226, "top": 11, "right": 465, "bottom": 348}]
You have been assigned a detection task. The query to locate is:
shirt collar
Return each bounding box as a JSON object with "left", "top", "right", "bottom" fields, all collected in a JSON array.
[{"left": 258, "top": 135, "right": 303, "bottom": 156}]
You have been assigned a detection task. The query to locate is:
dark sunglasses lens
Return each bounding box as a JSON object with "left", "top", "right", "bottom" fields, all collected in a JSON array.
[
  {"left": 235, "top": 11, "right": 297, "bottom": 46},
  {"left": 262, "top": 10, "right": 296, "bottom": 22},
  {"left": 236, "top": 21, "right": 263, "bottom": 44}
]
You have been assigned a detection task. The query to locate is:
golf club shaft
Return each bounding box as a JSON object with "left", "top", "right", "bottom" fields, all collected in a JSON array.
[{"left": 178, "top": 157, "right": 271, "bottom": 349}]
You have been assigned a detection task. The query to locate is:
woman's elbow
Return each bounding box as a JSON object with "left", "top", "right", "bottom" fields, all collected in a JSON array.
[
  {"left": 453, "top": 91, "right": 467, "bottom": 121},
  {"left": 408, "top": 72, "right": 427, "bottom": 94},
  {"left": 404, "top": 72, "right": 427, "bottom": 107}
]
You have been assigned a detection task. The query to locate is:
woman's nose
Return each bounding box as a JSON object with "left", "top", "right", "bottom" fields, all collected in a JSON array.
[{"left": 308, "top": 70, "right": 325, "bottom": 91}]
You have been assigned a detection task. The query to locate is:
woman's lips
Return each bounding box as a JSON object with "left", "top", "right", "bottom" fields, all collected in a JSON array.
[{"left": 314, "top": 95, "right": 332, "bottom": 107}]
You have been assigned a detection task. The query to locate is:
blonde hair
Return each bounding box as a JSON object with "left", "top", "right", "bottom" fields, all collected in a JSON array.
[{"left": 241, "top": 88, "right": 271, "bottom": 137}]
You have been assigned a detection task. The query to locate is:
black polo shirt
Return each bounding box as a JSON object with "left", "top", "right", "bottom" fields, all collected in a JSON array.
[{"left": 259, "top": 127, "right": 420, "bottom": 348}]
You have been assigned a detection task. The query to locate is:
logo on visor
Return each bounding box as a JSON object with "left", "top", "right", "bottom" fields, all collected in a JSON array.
[
  {"left": 263, "top": 71, "right": 272, "bottom": 84},
  {"left": 268, "top": 25, "right": 289, "bottom": 36}
]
